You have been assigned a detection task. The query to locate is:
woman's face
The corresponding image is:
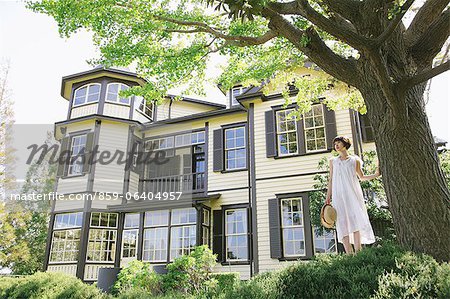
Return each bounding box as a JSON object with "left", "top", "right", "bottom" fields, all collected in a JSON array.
[{"left": 334, "top": 141, "right": 346, "bottom": 152}]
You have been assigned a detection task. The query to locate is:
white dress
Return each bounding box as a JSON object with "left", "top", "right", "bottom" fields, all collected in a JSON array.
[{"left": 331, "top": 155, "right": 375, "bottom": 244}]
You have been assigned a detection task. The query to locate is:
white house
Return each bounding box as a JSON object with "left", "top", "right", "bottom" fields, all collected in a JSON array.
[{"left": 44, "top": 66, "right": 376, "bottom": 282}]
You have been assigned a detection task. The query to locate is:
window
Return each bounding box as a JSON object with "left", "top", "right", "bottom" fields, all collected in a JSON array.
[
  {"left": 136, "top": 96, "right": 154, "bottom": 119},
  {"left": 281, "top": 198, "right": 305, "bottom": 257},
  {"left": 143, "top": 210, "right": 169, "bottom": 262},
  {"left": 106, "top": 82, "right": 130, "bottom": 105},
  {"left": 54, "top": 212, "right": 83, "bottom": 229},
  {"left": 202, "top": 209, "right": 210, "bottom": 246},
  {"left": 50, "top": 212, "right": 83, "bottom": 263},
  {"left": 225, "top": 209, "right": 248, "bottom": 261},
  {"left": 313, "top": 227, "right": 337, "bottom": 254},
  {"left": 124, "top": 213, "right": 140, "bottom": 229},
  {"left": 224, "top": 126, "right": 246, "bottom": 170},
  {"left": 230, "top": 86, "right": 245, "bottom": 106},
  {"left": 73, "top": 83, "right": 101, "bottom": 106},
  {"left": 87, "top": 212, "right": 118, "bottom": 262},
  {"left": 170, "top": 208, "right": 197, "bottom": 260},
  {"left": 68, "top": 134, "right": 87, "bottom": 176},
  {"left": 276, "top": 109, "right": 298, "bottom": 156},
  {"left": 50, "top": 229, "right": 81, "bottom": 262},
  {"left": 175, "top": 131, "right": 205, "bottom": 147},
  {"left": 304, "top": 104, "right": 326, "bottom": 152},
  {"left": 122, "top": 213, "right": 139, "bottom": 259}
]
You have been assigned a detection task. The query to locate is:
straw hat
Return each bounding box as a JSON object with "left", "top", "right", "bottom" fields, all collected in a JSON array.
[{"left": 321, "top": 203, "right": 337, "bottom": 229}]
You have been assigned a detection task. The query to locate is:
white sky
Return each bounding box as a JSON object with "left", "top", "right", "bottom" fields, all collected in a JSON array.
[{"left": 1, "top": 1, "right": 449, "bottom": 145}]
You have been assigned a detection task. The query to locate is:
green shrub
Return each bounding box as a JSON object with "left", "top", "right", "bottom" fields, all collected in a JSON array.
[
  {"left": 113, "top": 260, "right": 161, "bottom": 296},
  {"left": 211, "top": 272, "right": 240, "bottom": 294},
  {"left": 115, "top": 288, "right": 188, "bottom": 299},
  {"left": 163, "top": 245, "right": 217, "bottom": 295},
  {"left": 0, "top": 272, "right": 106, "bottom": 299},
  {"left": 372, "top": 253, "right": 450, "bottom": 299},
  {"left": 224, "top": 243, "right": 449, "bottom": 299}
]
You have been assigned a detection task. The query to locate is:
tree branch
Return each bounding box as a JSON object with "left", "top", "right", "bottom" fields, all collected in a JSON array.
[
  {"left": 154, "top": 14, "right": 278, "bottom": 46},
  {"left": 402, "top": 60, "right": 450, "bottom": 88},
  {"left": 410, "top": 8, "right": 450, "bottom": 65},
  {"left": 261, "top": 7, "right": 359, "bottom": 87},
  {"left": 321, "top": 0, "right": 361, "bottom": 24},
  {"left": 268, "top": 0, "right": 370, "bottom": 50},
  {"left": 405, "top": 0, "right": 450, "bottom": 47},
  {"left": 373, "top": 0, "right": 415, "bottom": 46}
]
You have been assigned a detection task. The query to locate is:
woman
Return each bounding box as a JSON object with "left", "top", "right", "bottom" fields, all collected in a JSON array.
[{"left": 325, "top": 136, "right": 380, "bottom": 254}]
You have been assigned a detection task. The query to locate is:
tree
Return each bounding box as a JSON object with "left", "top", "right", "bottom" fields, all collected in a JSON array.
[
  {"left": 0, "top": 132, "right": 55, "bottom": 274},
  {"left": 28, "top": 0, "right": 450, "bottom": 260}
]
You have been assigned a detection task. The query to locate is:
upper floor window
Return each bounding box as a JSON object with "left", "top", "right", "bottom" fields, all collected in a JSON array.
[
  {"left": 276, "top": 109, "right": 298, "bottom": 156},
  {"left": 73, "top": 83, "right": 101, "bottom": 106},
  {"left": 136, "top": 96, "right": 154, "bottom": 119},
  {"left": 230, "top": 86, "right": 245, "bottom": 106},
  {"left": 281, "top": 198, "right": 305, "bottom": 257},
  {"left": 68, "top": 134, "right": 87, "bottom": 176},
  {"left": 106, "top": 82, "right": 130, "bottom": 105},
  {"left": 224, "top": 126, "right": 246, "bottom": 170},
  {"left": 304, "top": 104, "right": 326, "bottom": 152}
]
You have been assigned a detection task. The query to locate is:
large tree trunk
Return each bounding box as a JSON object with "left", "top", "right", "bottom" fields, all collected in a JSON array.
[{"left": 359, "top": 68, "right": 450, "bottom": 261}]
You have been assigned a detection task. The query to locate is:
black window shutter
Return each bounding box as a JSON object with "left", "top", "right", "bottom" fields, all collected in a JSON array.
[
  {"left": 268, "top": 198, "right": 282, "bottom": 259},
  {"left": 265, "top": 110, "right": 277, "bottom": 157},
  {"left": 296, "top": 117, "right": 307, "bottom": 155},
  {"left": 57, "top": 136, "right": 70, "bottom": 177},
  {"left": 359, "top": 113, "right": 374, "bottom": 142},
  {"left": 324, "top": 105, "right": 337, "bottom": 151},
  {"left": 212, "top": 129, "right": 223, "bottom": 172},
  {"left": 212, "top": 210, "right": 224, "bottom": 262},
  {"left": 83, "top": 132, "right": 95, "bottom": 174}
]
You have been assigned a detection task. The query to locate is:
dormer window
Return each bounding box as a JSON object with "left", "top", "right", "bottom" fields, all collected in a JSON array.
[
  {"left": 73, "top": 83, "right": 101, "bottom": 106},
  {"left": 136, "top": 97, "right": 154, "bottom": 120},
  {"left": 106, "top": 83, "right": 130, "bottom": 105},
  {"left": 230, "top": 86, "right": 245, "bottom": 106}
]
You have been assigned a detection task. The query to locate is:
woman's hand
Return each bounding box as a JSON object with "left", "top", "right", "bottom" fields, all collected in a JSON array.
[{"left": 325, "top": 195, "right": 331, "bottom": 205}]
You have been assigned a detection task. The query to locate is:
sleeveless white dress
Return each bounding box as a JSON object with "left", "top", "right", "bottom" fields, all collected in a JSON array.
[{"left": 331, "top": 155, "right": 375, "bottom": 244}]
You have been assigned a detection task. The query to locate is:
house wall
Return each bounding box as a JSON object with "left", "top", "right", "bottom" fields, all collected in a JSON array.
[
  {"left": 70, "top": 103, "right": 98, "bottom": 119},
  {"left": 92, "top": 120, "right": 129, "bottom": 194},
  {"left": 103, "top": 103, "right": 130, "bottom": 119}
]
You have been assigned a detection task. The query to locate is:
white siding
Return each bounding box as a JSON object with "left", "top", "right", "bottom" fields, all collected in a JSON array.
[
  {"left": 70, "top": 103, "right": 98, "bottom": 119},
  {"left": 57, "top": 176, "right": 88, "bottom": 195},
  {"left": 54, "top": 196, "right": 85, "bottom": 211},
  {"left": 170, "top": 101, "right": 217, "bottom": 118},
  {"left": 207, "top": 113, "right": 249, "bottom": 192},
  {"left": 129, "top": 171, "right": 140, "bottom": 194},
  {"left": 92, "top": 121, "right": 129, "bottom": 193},
  {"left": 103, "top": 103, "right": 130, "bottom": 119},
  {"left": 213, "top": 265, "right": 250, "bottom": 280},
  {"left": 84, "top": 264, "right": 115, "bottom": 281},
  {"left": 47, "top": 264, "right": 77, "bottom": 276},
  {"left": 133, "top": 110, "right": 152, "bottom": 124}
]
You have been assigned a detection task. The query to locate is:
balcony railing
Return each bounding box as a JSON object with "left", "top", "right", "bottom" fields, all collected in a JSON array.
[{"left": 142, "top": 172, "right": 206, "bottom": 194}]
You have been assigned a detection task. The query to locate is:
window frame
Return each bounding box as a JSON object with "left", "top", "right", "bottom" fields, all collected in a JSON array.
[
  {"left": 224, "top": 208, "right": 249, "bottom": 262},
  {"left": 121, "top": 228, "right": 139, "bottom": 259},
  {"left": 136, "top": 96, "right": 154, "bottom": 119},
  {"left": 224, "top": 126, "right": 247, "bottom": 171},
  {"left": 49, "top": 212, "right": 83, "bottom": 264},
  {"left": 73, "top": 83, "right": 101, "bottom": 107},
  {"left": 280, "top": 198, "right": 306, "bottom": 258},
  {"left": 303, "top": 104, "right": 327, "bottom": 153},
  {"left": 230, "top": 86, "right": 245, "bottom": 106},
  {"left": 275, "top": 109, "right": 299, "bottom": 156},
  {"left": 105, "top": 82, "right": 131, "bottom": 105},
  {"left": 67, "top": 134, "right": 87, "bottom": 176}
]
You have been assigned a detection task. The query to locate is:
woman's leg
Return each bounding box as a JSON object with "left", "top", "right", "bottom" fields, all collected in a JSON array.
[
  {"left": 342, "top": 235, "right": 354, "bottom": 254},
  {"left": 353, "top": 231, "right": 362, "bottom": 253}
]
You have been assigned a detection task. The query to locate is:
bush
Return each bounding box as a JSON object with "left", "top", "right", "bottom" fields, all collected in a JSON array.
[
  {"left": 373, "top": 253, "right": 450, "bottom": 299},
  {"left": 224, "top": 243, "right": 450, "bottom": 299},
  {"left": 113, "top": 260, "right": 161, "bottom": 296},
  {"left": 162, "top": 245, "right": 217, "bottom": 295},
  {"left": 0, "top": 272, "right": 106, "bottom": 299},
  {"left": 211, "top": 273, "right": 240, "bottom": 294}
]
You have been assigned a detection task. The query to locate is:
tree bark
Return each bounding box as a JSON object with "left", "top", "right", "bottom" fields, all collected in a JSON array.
[{"left": 358, "top": 64, "right": 450, "bottom": 262}]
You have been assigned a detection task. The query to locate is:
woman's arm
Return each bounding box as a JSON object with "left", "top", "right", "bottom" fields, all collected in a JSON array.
[
  {"left": 326, "top": 159, "right": 333, "bottom": 204},
  {"left": 356, "top": 158, "right": 381, "bottom": 181}
]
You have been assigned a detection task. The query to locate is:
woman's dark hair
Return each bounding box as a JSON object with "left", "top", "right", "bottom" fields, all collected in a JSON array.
[{"left": 333, "top": 136, "right": 352, "bottom": 149}]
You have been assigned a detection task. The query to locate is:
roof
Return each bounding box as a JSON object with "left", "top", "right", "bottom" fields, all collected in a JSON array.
[
  {"left": 166, "top": 94, "right": 226, "bottom": 109},
  {"left": 143, "top": 106, "right": 246, "bottom": 128}
]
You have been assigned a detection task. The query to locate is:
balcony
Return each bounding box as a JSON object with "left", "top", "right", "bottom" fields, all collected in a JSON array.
[{"left": 142, "top": 172, "right": 206, "bottom": 194}]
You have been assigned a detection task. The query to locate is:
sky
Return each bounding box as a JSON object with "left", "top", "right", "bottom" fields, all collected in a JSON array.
[{"left": 1, "top": 1, "right": 449, "bottom": 145}]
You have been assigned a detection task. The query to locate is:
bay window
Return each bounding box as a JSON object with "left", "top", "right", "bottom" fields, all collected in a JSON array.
[
  {"left": 68, "top": 134, "right": 87, "bottom": 176},
  {"left": 122, "top": 213, "right": 139, "bottom": 259},
  {"left": 106, "top": 82, "right": 130, "bottom": 105}
]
